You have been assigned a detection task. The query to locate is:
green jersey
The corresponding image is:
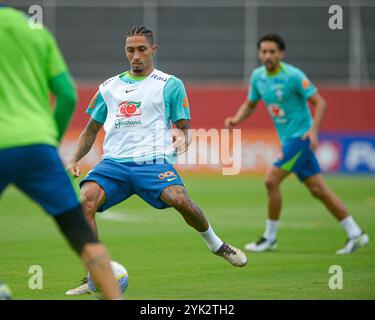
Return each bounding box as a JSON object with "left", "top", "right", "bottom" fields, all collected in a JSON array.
[{"left": 0, "top": 7, "right": 68, "bottom": 149}]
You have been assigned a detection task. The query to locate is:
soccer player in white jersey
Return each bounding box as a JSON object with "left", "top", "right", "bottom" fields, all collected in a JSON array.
[{"left": 65, "top": 26, "right": 247, "bottom": 295}]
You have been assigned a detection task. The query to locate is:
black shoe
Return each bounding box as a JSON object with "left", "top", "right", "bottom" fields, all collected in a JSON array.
[{"left": 244, "top": 237, "right": 277, "bottom": 252}]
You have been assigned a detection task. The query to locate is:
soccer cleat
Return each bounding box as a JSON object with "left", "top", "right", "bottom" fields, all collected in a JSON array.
[
  {"left": 336, "top": 232, "right": 369, "bottom": 254},
  {"left": 65, "top": 277, "right": 91, "bottom": 295},
  {"left": 244, "top": 237, "right": 277, "bottom": 252},
  {"left": 214, "top": 243, "right": 248, "bottom": 267}
]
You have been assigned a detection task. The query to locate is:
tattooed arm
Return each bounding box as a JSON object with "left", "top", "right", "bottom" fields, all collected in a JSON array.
[{"left": 67, "top": 118, "right": 103, "bottom": 177}]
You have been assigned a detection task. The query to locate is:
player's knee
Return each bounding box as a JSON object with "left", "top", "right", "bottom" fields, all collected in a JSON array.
[
  {"left": 162, "top": 186, "right": 193, "bottom": 211},
  {"left": 309, "top": 184, "right": 325, "bottom": 199},
  {"left": 173, "top": 195, "right": 190, "bottom": 210},
  {"left": 264, "top": 177, "right": 279, "bottom": 191},
  {"left": 171, "top": 194, "right": 196, "bottom": 214},
  {"left": 81, "top": 190, "right": 98, "bottom": 218},
  {"left": 82, "top": 201, "right": 97, "bottom": 219}
]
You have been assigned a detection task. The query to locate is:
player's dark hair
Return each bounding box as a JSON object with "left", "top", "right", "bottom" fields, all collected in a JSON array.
[
  {"left": 125, "top": 26, "right": 154, "bottom": 45},
  {"left": 257, "top": 34, "right": 286, "bottom": 51}
]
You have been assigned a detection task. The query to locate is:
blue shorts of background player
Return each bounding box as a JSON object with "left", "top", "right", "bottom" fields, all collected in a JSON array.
[
  {"left": 79, "top": 159, "right": 185, "bottom": 212},
  {"left": 274, "top": 137, "right": 321, "bottom": 182},
  {"left": 0, "top": 144, "right": 80, "bottom": 216}
]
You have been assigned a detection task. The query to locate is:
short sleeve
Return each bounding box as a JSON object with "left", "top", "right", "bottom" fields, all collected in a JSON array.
[
  {"left": 45, "top": 29, "right": 68, "bottom": 79},
  {"left": 86, "top": 90, "right": 108, "bottom": 124},
  {"left": 164, "top": 76, "right": 191, "bottom": 123},
  {"left": 294, "top": 69, "right": 317, "bottom": 99},
  {"left": 247, "top": 71, "right": 261, "bottom": 102}
]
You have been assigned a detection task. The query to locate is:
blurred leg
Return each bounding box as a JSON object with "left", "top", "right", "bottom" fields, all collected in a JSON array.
[
  {"left": 80, "top": 243, "right": 121, "bottom": 300},
  {"left": 264, "top": 166, "right": 290, "bottom": 221},
  {"left": 304, "top": 174, "right": 349, "bottom": 221},
  {"left": 54, "top": 206, "right": 122, "bottom": 300}
]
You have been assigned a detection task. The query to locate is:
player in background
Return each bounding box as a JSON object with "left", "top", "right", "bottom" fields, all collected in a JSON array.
[
  {"left": 225, "top": 34, "right": 369, "bottom": 254},
  {"left": 65, "top": 26, "right": 247, "bottom": 295},
  {"left": 0, "top": 4, "right": 122, "bottom": 299}
]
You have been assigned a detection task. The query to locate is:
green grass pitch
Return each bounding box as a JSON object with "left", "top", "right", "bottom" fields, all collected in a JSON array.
[{"left": 0, "top": 175, "right": 374, "bottom": 300}]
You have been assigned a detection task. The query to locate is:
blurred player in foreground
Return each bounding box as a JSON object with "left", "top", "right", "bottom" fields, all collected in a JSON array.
[
  {"left": 66, "top": 26, "right": 247, "bottom": 295},
  {"left": 0, "top": 3, "right": 122, "bottom": 299},
  {"left": 225, "top": 34, "right": 369, "bottom": 254}
]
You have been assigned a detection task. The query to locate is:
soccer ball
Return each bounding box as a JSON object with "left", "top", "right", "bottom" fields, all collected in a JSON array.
[
  {"left": 87, "top": 261, "right": 129, "bottom": 297},
  {"left": 0, "top": 281, "right": 13, "bottom": 300}
]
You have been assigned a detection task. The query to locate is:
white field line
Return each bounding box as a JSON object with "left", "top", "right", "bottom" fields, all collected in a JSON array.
[
  {"left": 98, "top": 210, "right": 150, "bottom": 223},
  {"left": 99, "top": 209, "right": 323, "bottom": 229}
]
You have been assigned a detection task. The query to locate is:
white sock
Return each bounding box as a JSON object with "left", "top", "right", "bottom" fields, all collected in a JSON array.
[
  {"left": 263, "top": 219, "right": 279, "bottom": 242},
  {"left": 199, "top": 224, "right": 224, "bottom": 252},
  {"left": 340, "top": 216, "right": 362, "bottom": 239}
]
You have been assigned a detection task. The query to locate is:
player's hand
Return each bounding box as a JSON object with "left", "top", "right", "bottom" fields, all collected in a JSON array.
[
  {"left": 66, "top": 162, "right": 81, "bottom": 178},
  {"left": 224, "top": 117, "right": 238, "bottom": 129},
  {"left": 302, "top": 128, "right": 318, "bottom": 151},
  {"left": 172, "top": 128, "right": 189, "bottom": 155}
]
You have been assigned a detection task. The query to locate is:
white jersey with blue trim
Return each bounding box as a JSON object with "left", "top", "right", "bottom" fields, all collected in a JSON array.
[{"left": 98, "top": 69, "right": 176, "bottom": 163}]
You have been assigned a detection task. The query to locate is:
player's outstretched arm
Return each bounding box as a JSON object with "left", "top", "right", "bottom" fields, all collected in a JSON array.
[
  {"left": 67, "top": 118, "right": 103, "bottom": 177},
  {"left": 224, "top": 100, "right": 257, "bottom": 129}
]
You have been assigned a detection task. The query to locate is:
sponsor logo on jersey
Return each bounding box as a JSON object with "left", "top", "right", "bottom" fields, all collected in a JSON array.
[
  {"left": 158, "top": 170, "right": 176, "bottom": 180},
  {"left": 114, "top": 119, "right": 142, "bottom": 129},
  {"left": 150, "top": 73, "right": 168, "bottom": 82},
  {"left": 268, "top": 104, "right": 285, "bottom": 118},
  {"left": 116, "top": 101, "right": 142, "bottom": 118}
]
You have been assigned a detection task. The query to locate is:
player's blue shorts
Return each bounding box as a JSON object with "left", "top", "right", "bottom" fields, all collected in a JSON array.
[
  {"left": 79, "top": 159, "right": 184, "bottom": 212},
  {"left": 274, "top": 137, "right": 321, "bottom": 182},
  {"left": 0, "top": 144, "right": 80, "bottom": 216}
]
